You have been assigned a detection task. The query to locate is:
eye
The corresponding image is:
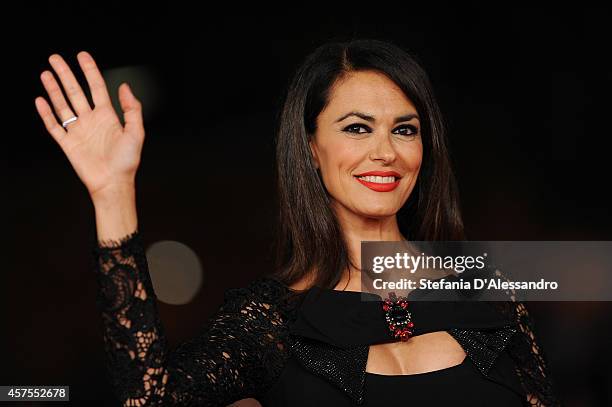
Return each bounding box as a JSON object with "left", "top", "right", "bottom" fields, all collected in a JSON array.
[
  {"left": 342, "top": 123, "right": 419, "bottom": 136},
  {"left": 343, "top": 123, "right": 371, "bottom": 134},
  {"left": 393, "top": 124, "right": 419, "bottom": 136}
]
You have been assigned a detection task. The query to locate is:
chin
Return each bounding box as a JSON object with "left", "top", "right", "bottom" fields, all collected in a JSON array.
[{"left": 355, "top": 206, "right": 398, "bottom": 219}]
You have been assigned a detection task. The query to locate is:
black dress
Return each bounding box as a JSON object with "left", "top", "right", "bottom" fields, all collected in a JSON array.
[{"left": 91, "top": 230, "right": 560, "bottom": 406}]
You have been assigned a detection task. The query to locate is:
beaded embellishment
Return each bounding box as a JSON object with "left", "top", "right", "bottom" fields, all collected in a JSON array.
[{"left": 382, "top": 291, "right": 414, "bottom": 341}]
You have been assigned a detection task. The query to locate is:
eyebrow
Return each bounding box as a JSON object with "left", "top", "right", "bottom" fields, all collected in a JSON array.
[{"left": 335, "top": 111, "right": 420, "bottom": 124}]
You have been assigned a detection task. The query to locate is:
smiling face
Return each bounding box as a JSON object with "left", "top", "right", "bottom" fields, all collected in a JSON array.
[{"left": 309, "top": 70, "right": 423, "bottom": 219}]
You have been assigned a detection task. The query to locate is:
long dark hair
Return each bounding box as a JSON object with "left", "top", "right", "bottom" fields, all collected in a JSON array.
[{"left": 271, "top": 38, "right": 465, "bottom": 290}]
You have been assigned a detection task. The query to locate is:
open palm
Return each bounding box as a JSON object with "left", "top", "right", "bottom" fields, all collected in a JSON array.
[{"left": 35, "top": 51, "right": 145, "bottom": 199}]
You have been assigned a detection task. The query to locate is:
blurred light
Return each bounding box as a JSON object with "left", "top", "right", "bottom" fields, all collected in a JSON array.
[
  {"left": 102, "top": 65, "right": 161, "bottom": 123},
  {"left": 145, "top": 239, "right": 203, "bottom": 305}
]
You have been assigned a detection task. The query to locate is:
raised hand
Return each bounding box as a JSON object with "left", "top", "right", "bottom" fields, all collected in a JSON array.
[{"left": 35, "top": 51, "right": 145, "bottom": 201}]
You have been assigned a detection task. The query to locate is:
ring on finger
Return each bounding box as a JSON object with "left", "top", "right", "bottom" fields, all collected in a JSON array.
[{"left": 62, "top": 116, "right": 78, "bottom": 129}]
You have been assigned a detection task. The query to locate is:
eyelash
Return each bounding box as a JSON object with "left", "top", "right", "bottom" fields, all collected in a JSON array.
[{"left": 342, "top": 123, "right": 419, "bottom": 136}]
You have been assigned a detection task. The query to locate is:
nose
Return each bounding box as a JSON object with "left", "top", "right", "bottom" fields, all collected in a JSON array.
[{"left": 368, "top": 132, "right": 397, "bottom": 164}]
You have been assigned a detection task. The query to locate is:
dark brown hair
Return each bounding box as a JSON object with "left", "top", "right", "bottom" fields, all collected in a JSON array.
[{"left": 271, "top": 38, "right": 465, "bottom": 290}]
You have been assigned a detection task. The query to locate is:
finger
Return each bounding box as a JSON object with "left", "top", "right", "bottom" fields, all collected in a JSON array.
[
  {"left": 77, "top": 51, "right": 112, "bottom": 107},
  {"left": 34, "top": 96, "right": 67, "bottom": 142},
  {"left": 40, "top": 70, "right": 76, "bottom": 123},
  {"left": 118, "top": 83, "right": 144, "bottom": 137},
  {"left": 48, "top": 54, "right": 92, "bottom": 115}
]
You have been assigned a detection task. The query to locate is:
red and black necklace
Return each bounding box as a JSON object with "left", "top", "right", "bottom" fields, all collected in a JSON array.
[{"left": 382, "top": 291, "right": 414, "bottom": 341}]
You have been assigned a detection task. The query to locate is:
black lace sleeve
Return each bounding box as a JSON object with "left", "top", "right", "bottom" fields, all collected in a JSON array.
[
  {"left": 492, "top": 270, "right": 561, "bottom": 407},
  {"left": 91, "top": 229, "right": 293, "bottom": 406},
  {"left": 505, "top": 301, "right": 561, "bottom": 407}
]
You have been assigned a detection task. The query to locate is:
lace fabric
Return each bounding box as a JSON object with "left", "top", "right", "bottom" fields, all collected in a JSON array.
[
  {"left": 91, "top": 230, "right": 560, "bottom": 406},
  {"left": 506, "top": 302, "right": 560, "bottom": 406},
  {"left": 490, "top": 272, "right": 562, "bottom": 407},
  {"left": 91, "top": 229, "right": 297, "bottom": 406}
]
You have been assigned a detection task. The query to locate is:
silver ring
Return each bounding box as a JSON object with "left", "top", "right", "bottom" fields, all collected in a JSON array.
[{"left": 62, "top": 116, "right": 78, "bottom": 129}]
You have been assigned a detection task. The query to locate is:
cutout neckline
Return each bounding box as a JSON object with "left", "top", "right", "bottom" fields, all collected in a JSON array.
[{"left": 364, "top": 355, "right": 468, "bottom": 378}]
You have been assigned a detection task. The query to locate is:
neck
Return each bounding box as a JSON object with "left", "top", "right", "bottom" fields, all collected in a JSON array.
[{"left": 332, "top": 201, "right": 406, "bottom": 291}]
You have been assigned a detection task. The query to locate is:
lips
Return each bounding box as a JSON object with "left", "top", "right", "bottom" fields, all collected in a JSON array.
[
  {"left": 354, "top": 173, "right": 400, "bottom": 192},
  {"left": 354, "top": 170, "right": 402, "bottom": 178}
]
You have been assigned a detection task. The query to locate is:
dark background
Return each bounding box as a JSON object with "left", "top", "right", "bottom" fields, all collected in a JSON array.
[{"left": 4, "top": 6, "right": 612, "bottom": 406}]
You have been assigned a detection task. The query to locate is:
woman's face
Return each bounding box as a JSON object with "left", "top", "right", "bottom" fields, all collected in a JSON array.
[{"left": 310, "top": 70, "right": 423, "bottom": 219}]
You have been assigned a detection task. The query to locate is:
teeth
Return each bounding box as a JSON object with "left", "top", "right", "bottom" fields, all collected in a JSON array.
[{"left": 356, "top": 175, "right": 397, "bottom": 183}]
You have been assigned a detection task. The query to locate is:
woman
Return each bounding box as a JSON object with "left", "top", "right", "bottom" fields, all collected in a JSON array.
[{"left": 35, "top": 39, "right": 560, "bottom": 406}]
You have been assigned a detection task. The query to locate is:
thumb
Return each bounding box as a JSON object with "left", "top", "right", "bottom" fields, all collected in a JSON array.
[{"left": 118, "top": 82, "right": 144, "bottom": 136}]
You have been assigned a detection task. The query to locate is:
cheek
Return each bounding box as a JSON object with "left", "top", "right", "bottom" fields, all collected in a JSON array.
[
  {"left": 401, "top": 142, "right": 423, "bottom": 171},
  {"left": 320, "top": 138, "right": 362, "bottom": 174}
]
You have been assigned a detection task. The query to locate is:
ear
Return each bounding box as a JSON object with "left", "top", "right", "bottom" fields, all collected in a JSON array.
[{"left": 309, "top": 139, "right": 320, "bottom": 169}]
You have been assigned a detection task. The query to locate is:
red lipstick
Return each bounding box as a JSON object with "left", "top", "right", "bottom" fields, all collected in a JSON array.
[{"left": 354, "top": 171, "right": 402, "bottom": 192}]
